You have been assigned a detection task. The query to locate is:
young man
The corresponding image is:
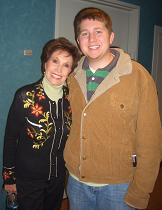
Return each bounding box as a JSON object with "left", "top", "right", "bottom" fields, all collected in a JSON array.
[{"left": 64, "top": 7, "right": 162, "bottom": 210}]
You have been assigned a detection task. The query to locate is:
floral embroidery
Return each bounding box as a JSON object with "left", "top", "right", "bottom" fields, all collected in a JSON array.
[
  {"left": 36, "top": 89, "right": 46, "bottom": 100},
  {"left": 23, "top": 83, "right": 71, "bottom": 150},
  {"left": 31, "top": 103, "right": 43, "bottom": 117},
  {"left": 64, "top": 105, "right": 72, "bottom": 131},
  {"left": 27, "top": 127, "right": 35, "bottom": 139},
  {"left": 3, "top": 171, "right": 10, "bottom": 180},
  {"left": 62, "top": 86, "right": 72, "bottom": 131},
  {"left": 3, "top": 168, "right": 16, "bottom": 182},
  {"left": 23, "top": 83, "right": 53, "bottom": 149}
]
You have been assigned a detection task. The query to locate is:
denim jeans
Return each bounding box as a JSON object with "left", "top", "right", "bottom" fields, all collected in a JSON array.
[{"left": 67, "top": 175, "right": 135, "bottom": 210}]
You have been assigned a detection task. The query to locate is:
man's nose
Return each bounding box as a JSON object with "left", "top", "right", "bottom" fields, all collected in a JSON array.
[{"left": 89, "top": 32, "right": 96, "bottom": 42}]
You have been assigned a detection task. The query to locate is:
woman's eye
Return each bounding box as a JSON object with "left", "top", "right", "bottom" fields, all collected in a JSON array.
[
  {"left": 51, "top": 59, "right": 58, "bottom": 64},
  {"left": 80, "top": 32, "right": 89, "bottom": 37},
  {"left": 64, "top": 64, "right": 70, "bottom": 68}
]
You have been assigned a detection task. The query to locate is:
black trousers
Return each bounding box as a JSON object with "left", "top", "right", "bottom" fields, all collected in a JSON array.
[{"left": 16, "top": 176, "right": 65, "bottom": 210}]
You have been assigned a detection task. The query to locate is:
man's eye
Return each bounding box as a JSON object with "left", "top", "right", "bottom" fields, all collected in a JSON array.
[{"left": 96, "top": 30, "right": 102, "bottom": 34}]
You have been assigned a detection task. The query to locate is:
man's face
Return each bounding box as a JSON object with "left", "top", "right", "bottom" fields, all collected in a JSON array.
[{"left": 77, "top": 19, "right": 114, "bottom": 65}]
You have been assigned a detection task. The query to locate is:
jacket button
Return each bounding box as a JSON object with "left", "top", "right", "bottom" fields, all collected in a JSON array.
[
  {"left": 120, "top": 104, "right": 124, "bottom": 109},
  {"left": 82, "top": 156, "right": 86, "bottom": 160},
  {"left": 81, "top": 175, "right": 85, "bottom": 178}
]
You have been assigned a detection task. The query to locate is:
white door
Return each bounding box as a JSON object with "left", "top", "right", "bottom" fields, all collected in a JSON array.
[
  {"left": 152, "top": 25, "right": 162, "bottom": 122},
  {"left": 55, "top": 0, "right": 140, "bottom": 60}
]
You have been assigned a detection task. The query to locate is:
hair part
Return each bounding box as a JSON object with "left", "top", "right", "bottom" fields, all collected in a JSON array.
[
  {"left": 74, "top": 7, "right": 112, "bottom": 43},
  {"left": 41, "top": 37, "right": 81, "bottom": 74}
]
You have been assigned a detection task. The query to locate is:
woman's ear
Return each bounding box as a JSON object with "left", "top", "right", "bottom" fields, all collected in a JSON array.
[{"left": 44, "top": 63, "right": 47, "bottom": 75}]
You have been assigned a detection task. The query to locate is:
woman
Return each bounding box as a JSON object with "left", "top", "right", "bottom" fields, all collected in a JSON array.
[{"left": 2, "top": 37, "right": 80, "bottom": 210}]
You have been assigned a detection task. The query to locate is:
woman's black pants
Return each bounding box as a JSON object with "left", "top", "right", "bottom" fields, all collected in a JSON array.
[{"left": 16, "top": 176, "right": 65, "bottom": 210}]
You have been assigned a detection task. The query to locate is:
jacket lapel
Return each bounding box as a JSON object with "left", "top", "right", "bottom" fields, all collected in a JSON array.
[{"left": 74, "top": 49, "right": 132, "bottom": 104}]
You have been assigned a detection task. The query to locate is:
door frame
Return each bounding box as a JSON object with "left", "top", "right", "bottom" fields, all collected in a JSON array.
[
  {"left": 151, "top": 25, "right": 162, "bottom": 122},
  {"left": 55, "top": 0, "right": 140, "bottom": 60},
  {"left": 152, "top": 25, "right": 162, "bottom": 80}
]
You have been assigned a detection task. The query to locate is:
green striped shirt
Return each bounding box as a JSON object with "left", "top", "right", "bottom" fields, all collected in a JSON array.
[{"left": 83, "top": 49, "right": 120, "bottom": 101}]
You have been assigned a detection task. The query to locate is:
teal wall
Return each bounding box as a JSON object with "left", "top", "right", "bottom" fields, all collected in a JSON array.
[
  {"left": 0, "top": 0, "right": 162, "bottom": 209},
  {"left": 0, "top": 0, "right": 56, "bottom": 209}
]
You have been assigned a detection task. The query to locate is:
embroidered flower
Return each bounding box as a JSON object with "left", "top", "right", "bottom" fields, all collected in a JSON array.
[
  {"left": 3, "top": 171, "right": 10, "bottom": 180},
  {"left": 36, "top": 92, "right": 46, "bottom": 101},
  {"left": 31, "top": 103, "right": 43, "bottom": 117},
  {"left": 3, "top": 169, "right": 16, "bottom": 181},
  {"left": 68, "top": 105, "right": 72, "bottom": 113},
  {"left": 27, "top": 128, "right": 34, "bottom": 139}
]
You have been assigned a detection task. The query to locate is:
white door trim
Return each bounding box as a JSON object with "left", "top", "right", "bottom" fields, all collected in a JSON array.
[
  {"left": 151, "top": 25, "right": 162, "bottom": 122},
  {"left": 152, "top": 25, "right": 162, "bottom": 80}
]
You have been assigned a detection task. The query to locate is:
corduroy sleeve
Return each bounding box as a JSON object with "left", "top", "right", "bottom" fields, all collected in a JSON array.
[{"left": 124, "top": 64, "right": 162, "bottom": 209}]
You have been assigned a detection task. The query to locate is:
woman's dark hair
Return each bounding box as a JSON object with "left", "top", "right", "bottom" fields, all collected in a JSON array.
[{"left": 41, "top": 37, "right": 81, "bottom": 74}]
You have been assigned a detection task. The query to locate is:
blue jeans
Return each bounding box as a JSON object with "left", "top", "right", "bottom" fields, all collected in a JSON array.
[{"left": 67, "top": 175, "right": 135, "bottom": 210}]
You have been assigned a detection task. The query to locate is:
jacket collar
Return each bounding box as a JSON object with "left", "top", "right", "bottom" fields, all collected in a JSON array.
[{"left": 73, "top": 48, "right": 132, "bottom": 103}]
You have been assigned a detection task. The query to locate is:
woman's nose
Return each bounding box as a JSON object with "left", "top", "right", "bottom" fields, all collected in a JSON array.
[{"left": 56, "top": 65, "right": 62, "bottom": 73}]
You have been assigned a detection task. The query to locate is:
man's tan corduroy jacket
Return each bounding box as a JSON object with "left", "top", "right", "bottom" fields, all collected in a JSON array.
[{"left": 64, "top": 49, "right": 162, "bottom": 209}]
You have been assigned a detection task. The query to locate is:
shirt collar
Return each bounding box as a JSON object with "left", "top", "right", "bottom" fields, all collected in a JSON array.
[{"left": 82, "top": 49, "right": 120, "bottom": 72}]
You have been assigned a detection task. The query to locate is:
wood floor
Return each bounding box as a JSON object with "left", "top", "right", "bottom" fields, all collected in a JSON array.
[
  {"left": 145, "top": 168, "right": 162, "bottom": 210},
  {"left": 61, "top": 199, "right": 69, "bottom": 210},
  {"left": 61, "top": 168, "right": 162, "bottom": 210}
]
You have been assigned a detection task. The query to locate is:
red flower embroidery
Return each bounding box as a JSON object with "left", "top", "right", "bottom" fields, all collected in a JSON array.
[
  {"left": 3, "top": 172, "right": 10, "bottom": 180},
  {"left": 27, "top": 128, "right": 34, "bottom": 138},
  {"left": 36, "top": 93, "right": 46, "bottom": 101},
  {"left": 31, "top": 103, "right": 43, "bottom": 117}
]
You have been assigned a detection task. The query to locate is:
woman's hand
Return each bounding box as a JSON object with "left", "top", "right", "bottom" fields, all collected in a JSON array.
[{"left": 4, "top": 184, "right": 17, "bottom": 193}]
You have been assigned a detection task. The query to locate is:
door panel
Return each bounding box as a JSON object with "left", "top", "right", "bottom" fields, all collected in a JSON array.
[{"left": 152, "top": 25, "right": 162, "bottom": 122}]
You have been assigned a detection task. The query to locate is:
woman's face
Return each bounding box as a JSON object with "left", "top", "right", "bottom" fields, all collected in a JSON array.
[{"left": 44, "top": 50, "right": 73, "bottom": 86}]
